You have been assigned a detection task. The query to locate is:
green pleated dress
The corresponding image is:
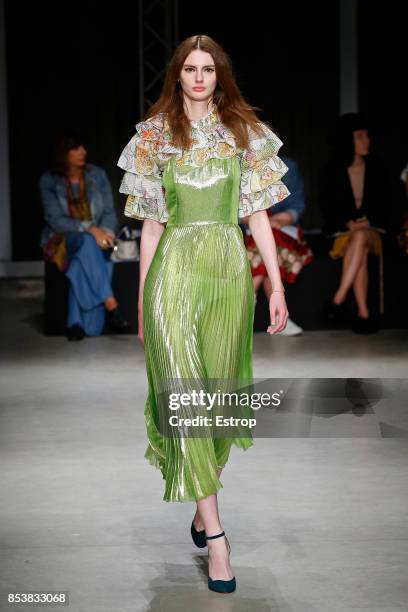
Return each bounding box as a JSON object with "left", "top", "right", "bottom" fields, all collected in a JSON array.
[{"left": 118, "top": 107, "right": 290, "bottom": 502}]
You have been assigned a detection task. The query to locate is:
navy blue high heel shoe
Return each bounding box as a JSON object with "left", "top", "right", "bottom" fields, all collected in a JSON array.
[
  {"left": 207, "top": 531, "right": 236, "bottom": 593},
  {"left": 191, "top": 521, "right": 207, "bottom": 548}
]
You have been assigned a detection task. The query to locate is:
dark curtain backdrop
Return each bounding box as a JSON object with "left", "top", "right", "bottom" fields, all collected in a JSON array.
[
  {"left": 358, "top": 1, "right": 407, "bottom": 228},
  {"left": 8, "top": 1, "right": 400, "bottom": 260}
]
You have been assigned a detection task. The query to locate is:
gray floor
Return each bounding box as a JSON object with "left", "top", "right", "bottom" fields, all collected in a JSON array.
[{"left": 1, "top": 279, "right": 408, "bottom": 612}]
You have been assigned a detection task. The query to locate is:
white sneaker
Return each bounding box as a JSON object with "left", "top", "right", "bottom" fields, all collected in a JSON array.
[{"left": 278, "top": 317, "right": 303, "bottom": 336}]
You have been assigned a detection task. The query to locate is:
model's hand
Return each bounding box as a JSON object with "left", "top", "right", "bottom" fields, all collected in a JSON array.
[
  {"left": 138, "top": 304, "right": 144, "bottom": 346},
  {"left": 267, "top": 292, "right": 288, "bottom": 334}
]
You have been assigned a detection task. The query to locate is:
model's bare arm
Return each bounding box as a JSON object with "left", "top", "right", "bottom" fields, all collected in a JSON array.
[
  {"left": 248, "top": 209, "right": 288, "bottom": 334},
  {"left": 138, "top": 219, "right": 165, "bottom": 344}
]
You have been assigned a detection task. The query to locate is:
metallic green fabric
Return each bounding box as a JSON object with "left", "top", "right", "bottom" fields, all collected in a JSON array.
[
  {"left": 143, "top": 155, "right": 255, "bottom": 502},
  {"left": 117, "top": 108, "right": 290, "bottom": 502}
]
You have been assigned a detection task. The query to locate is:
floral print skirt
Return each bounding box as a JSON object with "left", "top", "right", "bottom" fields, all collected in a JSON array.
[{"left": 243, "top": 225, "right": 313, "bottom": 283}]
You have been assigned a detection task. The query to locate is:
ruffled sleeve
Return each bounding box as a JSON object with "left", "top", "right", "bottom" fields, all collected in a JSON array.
[
  {"left": 238, "top": 123, "right": 290, "bottom": 219},
  {"left": 117, "top": 116, "right": 169, "bottom": 223}
]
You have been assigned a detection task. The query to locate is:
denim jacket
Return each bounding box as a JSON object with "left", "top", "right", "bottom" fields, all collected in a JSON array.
[
  {"left": 271, "top": 155, "right": 305, "bottom": 224},
  {"left": 39, "top": 164, "right": 118, "bottom": 246}
]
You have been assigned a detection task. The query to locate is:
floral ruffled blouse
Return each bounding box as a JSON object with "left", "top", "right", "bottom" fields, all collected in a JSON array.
[{"left": 117, "top": 107, "right": 290, "bottom": 224}]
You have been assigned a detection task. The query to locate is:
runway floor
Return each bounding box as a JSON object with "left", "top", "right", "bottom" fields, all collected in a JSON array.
[{"left": 1, "top": 279, "right": 408, "bottom": 612}]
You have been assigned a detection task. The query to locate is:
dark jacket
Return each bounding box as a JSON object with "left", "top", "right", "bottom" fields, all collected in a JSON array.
[
  {"left": 272, "top": 155, "right": 305, "bottom": 224},
  {"left": 319, "top": 154, "right": 390, "bottom": 236}
]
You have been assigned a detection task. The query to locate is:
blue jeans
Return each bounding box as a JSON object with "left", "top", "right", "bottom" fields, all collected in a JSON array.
[{"left": 65, "top": 232, "right": 113, "bottom": 336}]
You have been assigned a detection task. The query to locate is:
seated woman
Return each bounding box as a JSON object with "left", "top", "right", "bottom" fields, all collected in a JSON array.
[
  {"left": 319, "top": 113, "right": 390, "bottom": 334},
  {"left": 241, "top": 154, "right": 313, "bottom": 335},
  {"left": 39, "top": 134, "right": 130, "bottom": 340}
]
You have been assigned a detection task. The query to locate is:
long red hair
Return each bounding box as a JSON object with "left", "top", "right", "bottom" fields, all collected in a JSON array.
[{"left": 145, "top": 34, "right": 265, "bottom": 150}]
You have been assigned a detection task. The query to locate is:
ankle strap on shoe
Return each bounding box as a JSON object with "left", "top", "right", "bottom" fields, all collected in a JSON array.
[{"left": 206, "top": 531, "right": 225, "bottom": 540}]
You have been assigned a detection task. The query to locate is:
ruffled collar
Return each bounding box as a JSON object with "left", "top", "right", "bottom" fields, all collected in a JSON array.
[
  {"left": 136, "top": 106, "right": 242, "bottom": 167},
  {"left": 189, "top": 106, "right": 219, "bottom": 131}
]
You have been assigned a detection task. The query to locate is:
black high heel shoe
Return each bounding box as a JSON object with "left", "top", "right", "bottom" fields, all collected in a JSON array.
[
  {"left": 66, "top": 324, "right": 85, "bottom": 341},
  {"left": 351, "top": 314, "right": 380, "bottom": 334},
  {"left": 322, "top": 300, "right": 347, "bottom": 328},
  {"left": 191, "top": 521, "right": 207, "bottom": 548},
  {"left": 106, "top": 306, "right": 130, "bottom": 333},
  {"left": 206, "top": 531, "right": 236, "bottom": 593}
]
